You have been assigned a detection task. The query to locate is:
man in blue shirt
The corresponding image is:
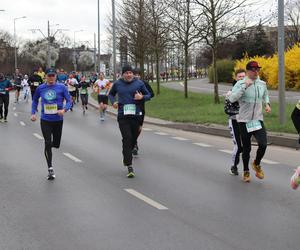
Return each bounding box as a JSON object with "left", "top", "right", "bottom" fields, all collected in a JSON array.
[
  {"left": 31, "top": 68, "right": 71, "bottom": 180},
  {"left": 0, "top": 73, "right": 13, "bottom": 122},
  {"left": 109, "top": 65, "right": 151, "bottom": 178}
]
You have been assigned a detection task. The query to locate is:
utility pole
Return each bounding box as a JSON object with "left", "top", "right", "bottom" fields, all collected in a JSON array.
[
  {"left": 278, "top": 0, "right": 286, "bottom": 124},
  {"left": 97, "top": 0, "right": 101, "bottom": 73},
  {"left": 14, "top": 16, "right": 26, "bottom": 69},
  {"left": 112, "top": 0, "right": 117, "bottom": 81},
  {"left": 94, "top": 33, "right": 97, "bottom": 72}
]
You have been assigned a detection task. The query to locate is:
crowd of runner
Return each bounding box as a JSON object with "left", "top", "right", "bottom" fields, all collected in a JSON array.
[{"left": 1, "top": 63, "right": 300, "bottom": 189}]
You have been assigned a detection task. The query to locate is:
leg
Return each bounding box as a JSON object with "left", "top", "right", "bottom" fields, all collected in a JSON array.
[
  {"left": 118, "top": 118, "right": 133, "bottom": 166},
  {"left": 40, "top": 120, "right": 53, "bottom": 168},
  {"left": 291, "top": 107, "right": 300, "bottom": 134},
  {"left": 231, "top": 119, "right": 242, "bottom": 167},
  {"left": 52, "top": 121, "right": 63, "bottom": 148},
  {"left": 0, "top": 95, "right": 4, "bottom": 118},
  {"left": 253, "top": 122, "right": 267, "bottom": 166},
  {"left": 3, "top": 95, "right": 9, "bottom": 119},
  {"left": 239, "top": 122, "right": 252, "bottom": 172}
]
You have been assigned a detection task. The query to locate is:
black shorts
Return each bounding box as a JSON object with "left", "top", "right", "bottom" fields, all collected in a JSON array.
[
  {"left": 40, "top": 119, "right": 63, "bottom": 148},
  {"left": 98, "top": 95, "right": 108, "bottom": 104},
  {"left": 139, "top": 114, "right": 145, "bottom": 126},
  {"left": 69, "top": 91, "right": 76, "bottom": 97},
  {"left": 15, "top": 86, "right": 22, "bottom": 91}
]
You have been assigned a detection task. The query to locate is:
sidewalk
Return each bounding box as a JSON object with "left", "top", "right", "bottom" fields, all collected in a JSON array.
[{"left": 88, "top": 93, "right": 299, "bottom": 149}]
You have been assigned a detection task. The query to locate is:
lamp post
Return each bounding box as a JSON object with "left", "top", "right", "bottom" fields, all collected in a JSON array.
[
  {"left": 73, "top": 30, "right": 84, "bottom": 71},
  {"left": 14, "top": 16, "right": 26, "bottom": 69},
  {"left": 97, "top": 0, "right": 101, "bottom": 72},
  {"left": 112, "top": 0, "right": 117, "bottom": 81}
]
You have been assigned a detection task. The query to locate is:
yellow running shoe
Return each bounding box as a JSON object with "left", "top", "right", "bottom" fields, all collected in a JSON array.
[
  {"left": 252, "top": 160, "right": 264, "bottom": 179},
  {"left": 243, "top": 171, "right": 251, "bottom": 182}
]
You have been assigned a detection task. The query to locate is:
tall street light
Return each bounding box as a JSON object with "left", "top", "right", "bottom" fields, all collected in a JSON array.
[
  {"left": 97, "top": 0, "right": 101, "bottom": 73},
  {"left": 112, "top": 0, "right": 117, "bottom": 81},
  {"left": 278, "top": 0, "right": 286, "bottom": 124},
  {"left": 14, "top": 16, "right": 26, "bottom": 69},
  {"left": 73, "top": 30, "right": 84, "bottom": 71}
]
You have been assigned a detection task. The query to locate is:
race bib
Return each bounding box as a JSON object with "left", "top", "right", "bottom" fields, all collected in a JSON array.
[
  {"left": 81, "top": 89, "right": 87, "bottom": 95},
  {"left": 123, "top": 104, "right": 136, "bottom": 115},
  {"left": 246, "top": 120, "right": 262, "bottom": 133},
  {"left": 99, "top": 89, "right": 107, "bottom": 95},
  {"left": 44, "top": 104, "right": 58, "bottom": 114},
  {"left": 0, "top": 90, "right": 5, "bottom": 94},
  {"left": 33, "top": 82, "right": 39, "bottom": 86}
]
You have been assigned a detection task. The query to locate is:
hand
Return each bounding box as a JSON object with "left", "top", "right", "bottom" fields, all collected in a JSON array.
[
  {"left": 57, "top": 109, "right": 65, "bottom": 116},
  {"left": 113, "top": 102, "right": 118, "bottom": 109},
  {"left": 31, "top": 114, "right": 37, "bottom": 122},
  {"left": 134, "top": 91, "right": 143, "bottom": 100},
  {"left": 265, "top": 104, "right": 271, "bottom": 113},
  {"left": 245, "top": 79, "right": 254, "bottom": 88}
]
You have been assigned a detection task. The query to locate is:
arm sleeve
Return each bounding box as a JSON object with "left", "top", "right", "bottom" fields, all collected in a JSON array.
[
  {"left": 228, "top": 82, "right": 246, "bottom": 103},
  {"left": 140, "top": 83, "right": 151, "bottom": 101},
  {"left": 63, "top": 86, "right": 72, "bottom": 111},
  {"left": 108, "top": 83, "right": 117, "bottom": 104},
  {"left": 31, "top": 87, "right": 40, "bottom": 115},
  {"left": 263, "top": 86, "right": 270, "bottom": 105},
  {"left": 145, "top": 81, "right": 154, "bottom": 98}
]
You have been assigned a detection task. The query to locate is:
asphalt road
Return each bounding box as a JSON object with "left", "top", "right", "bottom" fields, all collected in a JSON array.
[
  {"left": 1, "top": 96, "right": 300, "bottom": 250},
  {"left": 162, "top": 78, "right": 300, "bottom": 103}
]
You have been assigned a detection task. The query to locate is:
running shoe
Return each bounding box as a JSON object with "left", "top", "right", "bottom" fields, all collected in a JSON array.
[
  {"left": 291, "top": 166, "right": 300, "bottom": 190},
  {"left": 243, "top": 171, "right": 251, "bottom": 182},
  {"left": 47, "top": 167, "right": 56, "bottom": 180},
  {"left": 127, "top": 166, "right": 135, "bottom": 178},
  {"left": 132, "top": 145, "right": 138, "bottom": 156},
  {"left": 4, "top": 117, "right": 7, "bottom": 122},
  {"left": 85, "top": 105, "right": 88, "bottom": 110},
  {"left": 0, "top": 116, "right": 3, "bottom": 123},
  {"left": 229, "top": 166, "right": 239, "bottom": 176},
  {"left": 252, "top": 160, "right": 264, "bottom": 179}
]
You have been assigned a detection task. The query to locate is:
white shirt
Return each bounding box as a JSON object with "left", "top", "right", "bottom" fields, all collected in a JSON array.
[
  {"left": 95, "top": 79, "right": 110, "bottom": 95},
  {"left": 67, "top": 78, "right": 78, "bottom": 92}
]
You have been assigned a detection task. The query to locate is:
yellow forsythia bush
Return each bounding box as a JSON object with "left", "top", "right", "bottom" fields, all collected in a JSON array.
[{"left": 234, "top": 44, "right": 300, "bottom": 89}]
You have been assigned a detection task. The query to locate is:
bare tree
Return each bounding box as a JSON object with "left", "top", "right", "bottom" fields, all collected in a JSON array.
[
  {"left": 286, "top": 0, "right": 300, "bottom": 47},
  {"left": 166, "top": 0, "right": 203, "bottom": 98},
  {"left": 194, "top": 0, "right": 249, "bottom": 103}
]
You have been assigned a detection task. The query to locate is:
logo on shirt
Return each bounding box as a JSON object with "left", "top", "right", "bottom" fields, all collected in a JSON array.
[{"left": 44, "top": 90, "right": 56, "bottom": 101}]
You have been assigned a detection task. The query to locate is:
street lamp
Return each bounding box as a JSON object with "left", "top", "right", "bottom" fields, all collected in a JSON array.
[
  {"left": 73, "top": 30, "right": 84, "bottom": 71},
  {"left": 112, "top": 0, "right": 117, "bottom": 81},
  {"left": 97, "top": 0, "right": 100, "bottom": 72},
  {"left": 14, "top": 16, "right": 26, "bottom": 69}
]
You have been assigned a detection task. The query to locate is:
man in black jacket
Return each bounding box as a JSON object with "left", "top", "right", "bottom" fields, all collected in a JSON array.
[{"left": 28, "top": 69, "right": 43, "bottom": 100}]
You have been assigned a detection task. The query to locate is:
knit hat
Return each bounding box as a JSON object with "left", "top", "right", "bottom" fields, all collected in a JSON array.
[{"left": 122, "top": 65, "right": 133, "bottom": 74}]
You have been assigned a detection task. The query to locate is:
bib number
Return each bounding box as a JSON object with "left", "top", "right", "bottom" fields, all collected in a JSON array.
[
  {"left": 246, "top": 120, "right": 262, "bottom": 133},
  {"left": 0, "top": 90, "right": 5, "bottom": 94},
  {"left": 44, "top": 104, "right": 58, "bottom": 114},
  {"left": 33, "top": 82, "right": 39, "bottom": 86},
  {"left": 123, "top": 104, "right": 136, "bottom": 115},
  {"left": 81, "top": 89, "right": 87, "bottom": 95}
]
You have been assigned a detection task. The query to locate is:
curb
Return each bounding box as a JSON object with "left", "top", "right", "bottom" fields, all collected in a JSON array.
[{"left": 88, "top": 102, "right": 299, "bottom": 149}]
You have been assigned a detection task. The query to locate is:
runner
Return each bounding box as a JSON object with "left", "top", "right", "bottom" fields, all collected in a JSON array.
[
  {"left": 21, "top": 74, "right": 30, "bottom": 102},
  {"left": 31, "top": 68, "right": 71, "bottom": 180},
  {"left": 56, "top": 69, "right": 68, "bottom": 84},
  {"left": 13, "top": 68, "right": 23, "bottom": 103},
  {"left": 108, "top": 65, "right": 151, "bottom": 178},
  {"left": 225, "top": 69, "right": 246, "bottom": 176},
  {"left": 0, "top": 73, "right": 13, "bottom": 122},
  {"left": 66, "top": 74, "right": 78, "bottom": 111},
  {"left": 132, "top": 68, "right": 154, "bottom": 155},
  {"left": 228, "top": 61, "right": 271, "bottom": 182},
  {"left": 28, "top": 69, "right": 43, "bottom": 100},
  {"left": 78, "top": 76, "right": 90, "bottom": 114},
  {"left": 94, "top": 72, "right": 111, "bottom": 121},
  {"left": 37, "top": 66, "right": 45, "bottom": 81}
]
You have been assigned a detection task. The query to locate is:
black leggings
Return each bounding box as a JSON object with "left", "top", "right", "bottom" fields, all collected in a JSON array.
[
  {"left": 118, "top": 117, "right": 140, "bottom": 166},
  {"left": 239, "top": 121, "right": 267, "bottom": 171},
  {"left": 40, "top": 120, "right": 63, "bottom": 168},
  {"left": 291, "top": 107, "right": 300, "bottom": 134},
  {"left": 229, "top": 119, "right": 243, "bottom": 167},
  {"left": 80, "top": 94, "right": 88, "bottom": 106},
  {"left": 0, "top": 94, "right": 9, "bottom": 118}
]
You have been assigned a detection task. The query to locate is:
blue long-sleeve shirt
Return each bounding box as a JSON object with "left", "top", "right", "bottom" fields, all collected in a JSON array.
[
  {"left": 108, "top": 78, "right": 151, "bottom": 118},
  {"left": 0, "top": 79, "right": 13, "bottom": 95},
  {"left": 31, "top": 83, "right": 71, "bottom": 121}
]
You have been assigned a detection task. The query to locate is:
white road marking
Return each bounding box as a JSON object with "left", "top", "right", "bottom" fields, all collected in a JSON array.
[
  {"left": 33, "top": 133, "right": 43, "bottom": 140},
  {"left": 13, "top": 107, "right": 16, "bottom": 111},
  {"left": 219, "top": 149, "right": 232, "bottom": 154},
  {"left": 20, "top": 121, "right": 26, "bottom": 126},
  {"left": 155, "top": 132, "right": 169, "bottom": 136},
  {"left": 14, "top": 113, "right": 18, "bottom": 117},
  {"left": 261, "top": 159, "right": 279, "bottom": 165},
  {"left": 142, "top": 128, "right": 153, "bottom": 131},
  {"left": 63, "top": 153, "right": 82, "bottom": 163},
  {"left": 124, "top": 189, "right": 168, "bottom": 210},
  {"left": 171, "top": 137, "right": 189, "bottom": 141},
  {"left": 193, "top": 143, "right": 212, "bottom": 148},
  {"left": 179, "top": 82, "right": 184, "bottom": 87}
]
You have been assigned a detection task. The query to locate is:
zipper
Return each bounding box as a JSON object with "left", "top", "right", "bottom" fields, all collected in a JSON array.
[{"left": 251, "top": 81, "right": 257, "bottom": 120}]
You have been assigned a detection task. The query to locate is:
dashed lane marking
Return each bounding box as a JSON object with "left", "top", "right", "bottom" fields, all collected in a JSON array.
[
  {"left": 63, "top": 153, "right": 82, "bottom": 163},
  {"left": 33, "top": 133, "right": 43, "bottom": 140},
  {"left": 20, "top": 121, "right": 26, "bottom": 126},
  {"left": 155, "top": 132, "right": 169, "bottom": 136},
  {"left": 171, "top": 137, "right": 189, "bottom": 141}
]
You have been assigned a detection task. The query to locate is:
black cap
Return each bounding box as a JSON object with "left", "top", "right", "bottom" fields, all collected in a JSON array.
[
  {"left": 122, "top": 65, "right": 133, "bottom": 75},
  {"left": 246, "top": 61, "right": 261, "bottom": 70},
  {"left": 45, "top": 68, "right": 57, "bottom": 75},
  {"left": 133, "top": 68, "right": 141, "bottom": 75}
]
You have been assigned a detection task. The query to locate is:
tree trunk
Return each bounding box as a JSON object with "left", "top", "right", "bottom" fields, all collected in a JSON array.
[
  {"left": 212, "top": 47, "right": 220, "bottom": 103},
  {"left": 184, "top": 44, "right": 189, "bottom": 98},
  {"left": 156, "top": 51, "right": 160, "bottom": 95}
]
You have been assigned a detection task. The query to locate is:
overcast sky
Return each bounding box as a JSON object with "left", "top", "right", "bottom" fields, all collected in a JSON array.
[
  {"left": 0, "top": 0, "right": 115, "bottom": 51},
  {"left": 0, "top": 0, "right": 277, "bottom": 51}
]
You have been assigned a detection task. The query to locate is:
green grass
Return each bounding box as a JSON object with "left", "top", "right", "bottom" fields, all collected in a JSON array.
[{"left": 146, "top": 85, "right": 297, "bottom": 134}]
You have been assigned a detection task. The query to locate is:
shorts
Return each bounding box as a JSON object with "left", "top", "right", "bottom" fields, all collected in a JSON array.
[
  {"left": 69, "top": 91, "right": 76, "bottom": 97},
  {"left": 139, "top": 114, "right": 145, "bottom": 126},
  {"left": 97, "top": 95, "right": 108, "bottom": 105},
  {"left": 15, "top": 86, "right": 22, "bottom": 91}
]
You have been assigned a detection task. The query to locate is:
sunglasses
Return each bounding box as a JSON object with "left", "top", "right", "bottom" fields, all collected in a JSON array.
[{"left": 47, "top": 74, "right": 56, "bottom": 77}]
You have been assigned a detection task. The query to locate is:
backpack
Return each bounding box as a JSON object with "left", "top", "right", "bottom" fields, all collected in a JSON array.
[{"left": 224, "top": 99, "right": 239, "bottom": 116}]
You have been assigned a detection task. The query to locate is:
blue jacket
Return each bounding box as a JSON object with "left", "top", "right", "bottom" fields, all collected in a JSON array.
[
  {"left": 0, "top": 79, "right": 12, "bottom": 95},
  {"left": 32, "top": 83, "right": 71, "bottom": 121},
  {"left": 108, "top": 78, "right": 151, "bottom": 118}
]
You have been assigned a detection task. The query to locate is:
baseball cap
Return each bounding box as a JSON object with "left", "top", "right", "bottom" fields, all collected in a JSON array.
[
  {"left": 246, "top": 61, "right": 261, "bottom": 70},
  {"left": 45, "top": 68, "right": 57, "bottom": 75}
]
